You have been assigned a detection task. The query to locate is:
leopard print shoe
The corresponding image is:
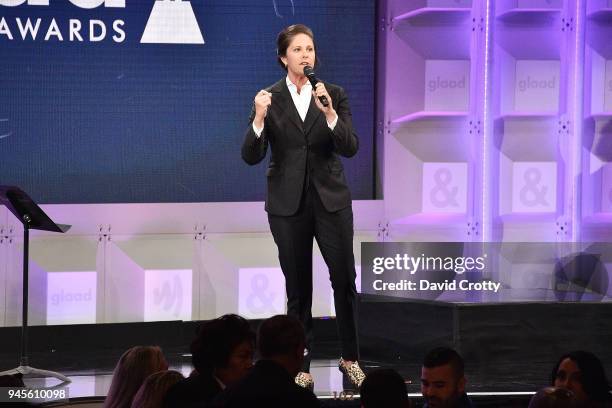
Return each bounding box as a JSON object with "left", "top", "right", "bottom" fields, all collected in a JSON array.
[
  {"left": 338, "top": 358, "right": 366, "bottom": 388},
  {"left": 295, "top": 371, "right": 314, "bottom": 391}
]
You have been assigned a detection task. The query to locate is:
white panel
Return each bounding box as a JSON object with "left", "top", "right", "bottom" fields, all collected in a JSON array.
[
  {"left": 424, "top": 60, "right": 470, "bottom": 111},
  {"left": 47, "top": 271, "right": 97, "bottom": 325},
  {"left": 144, "top": 269, "right": 192, "bottom": 321},
  {"left": 422, "top": 162, "right": 468, "bottom": 213},
  {"left": 238, "top": 267, "right": 286, "bottom": 319},
  {"left": 514, "top": 60, "right": 560, "bottom": 112},
  {"left": 511, "top": 162, "right": 557, "bottom": 213}
]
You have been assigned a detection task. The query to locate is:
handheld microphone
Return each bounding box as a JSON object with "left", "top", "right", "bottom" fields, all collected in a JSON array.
[{"left": 303, "top": 65, "right": 329, "bottom": 107}]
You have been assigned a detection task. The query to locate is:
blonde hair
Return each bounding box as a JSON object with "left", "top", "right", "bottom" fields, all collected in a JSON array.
[
  {"left": 104, "top": 346, "right": 168, "bottom": 408},
  {"left": 131, "top": 370, "right": 184, "bottom": 408}
]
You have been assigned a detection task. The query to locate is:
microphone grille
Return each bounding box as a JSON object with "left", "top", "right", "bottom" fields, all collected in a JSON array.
[{"left": 303, "top": 65, "right": 314, "bottom": 76}]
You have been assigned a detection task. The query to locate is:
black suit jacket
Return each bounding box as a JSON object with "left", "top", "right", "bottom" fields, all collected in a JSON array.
[
  {"left": 241, "top": 78, "right": 359, "bottom": 216},
  {"left": 211, "top": 359, "right": 320, "bottom": 408},
  {"left": 163, "top": 373, "right": 222, "bottom": 408}
]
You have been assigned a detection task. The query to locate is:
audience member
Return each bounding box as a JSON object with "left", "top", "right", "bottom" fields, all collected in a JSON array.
[
  {"left": 0, "top": 373, "right": 25, "bottom": 387},
  {"left": 131, "top": 369, "right": 184, "bottom": 408},
  {"left": 212, "top": 314, "right": 320, "bottom": 407},
  {"left": 104, "top": 345, "right": 168, "bottom": 408},
  {"left": 360, "top": 368, "right": 410, "bottom": 408},
  {"left": 551, "top": 351, "right": 612, "bottom": 407},
  {"left": 529, "top": 386, "right": 580, "bottom": 408},
  {"left": 163, "top": 314, "right": 255, "bottom": 407},
  {"left": 420, "top": 347, "right": 473, "bottom": 408}
]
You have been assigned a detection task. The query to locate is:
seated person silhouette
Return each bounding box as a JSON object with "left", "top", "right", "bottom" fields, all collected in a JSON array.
[
  {"left": 164, "top": 314, "right": 255, "bottom": 408},
  {"left": 212, "top": 314, "right": 320, "bottom": 408},
  {"left": 360, "top": 368, "right": 411, "bottom": 408}
]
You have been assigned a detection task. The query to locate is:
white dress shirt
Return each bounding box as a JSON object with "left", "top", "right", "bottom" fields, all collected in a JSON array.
[{"left": 253, "top": 76, "right": 337, "bottom": 137}]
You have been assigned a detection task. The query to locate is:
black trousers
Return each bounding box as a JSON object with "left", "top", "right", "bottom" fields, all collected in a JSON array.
[{"left": 268, "top": 185, "right": 359, "bottom": 372}]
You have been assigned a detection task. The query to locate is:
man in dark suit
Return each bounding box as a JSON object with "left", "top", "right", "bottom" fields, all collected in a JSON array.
[
  {"left": 241, "top": 24, "right": 363, "bottom": 388},
  {"left": 212, "top": 315, "right": 320, "bottom": 408}
]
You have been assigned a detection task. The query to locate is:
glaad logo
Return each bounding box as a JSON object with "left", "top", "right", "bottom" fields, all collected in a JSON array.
[
  {"left": 0, "top": 0, "right": 204, "bottom": 44},
  {"left": 428, "top": 76, "right": 466, "bottom": 92},
  {"left": 0, "top": 0, "right": 126, "bottom": 42},
  {"left": 0, "top": 0, "right": 123, "bottom": 7},
  {"left": 141, "top": 0, "right": 204, "bottom": 44},
  {"left": 51, "top": 288, "right": 93, "bottom": 306},
  {"left": 153, "top": 275, "right": 182, "bottom": 317},
  {"left": 518, "top": 76, "right": 557, "bottom": 92}
]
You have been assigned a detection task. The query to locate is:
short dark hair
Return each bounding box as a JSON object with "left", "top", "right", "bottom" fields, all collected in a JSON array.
[
  {"left": 360, "top": 369, "right": 410, "bottom": 408},
  {"left": 190, "top": 314, "right": 255, "bottom": 375},
  {"left": 276, "top": 24, "right": 319, "bottom": 71},
  {"left": 257, "top": 315, "right": 305, "bottom": 358},
  {"left": 423, "top": 347, "right": 465, "bottom": 380},
  {"left": 550, "top": 351, "right": 612, "bottom": 403}
]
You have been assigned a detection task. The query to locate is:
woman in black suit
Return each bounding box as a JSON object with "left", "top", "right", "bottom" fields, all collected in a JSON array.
[{"left": 241, "top": 24, "right": 364, "bottom": 388}]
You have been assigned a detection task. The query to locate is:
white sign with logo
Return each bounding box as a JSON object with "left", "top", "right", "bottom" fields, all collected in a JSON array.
[
  {"left": 47, "top": 271, "right": 96, "bottom": 325},
  {"left": 422, "top": 162, "right": 468, "bottom": 213},
  {"left": 144, "top": 269, "right": 192, "bottom": 321},
  {"left": 0, "top": 0, "right": 204, "bottom": 44},
  {"left": 238, "top": 267, "right": 285, "bottom": 319},
  {"left": 424, "top": 60, "right": 470, "bottom": 112},
  {"left": 141, "top": 0, "right": 204, "bottom": 44},
  {"left": 514, "top": 60, "right": 560, "bottom": 112},
  {"left": 512, "top": 162, "right": 557, "bottom": 213}
]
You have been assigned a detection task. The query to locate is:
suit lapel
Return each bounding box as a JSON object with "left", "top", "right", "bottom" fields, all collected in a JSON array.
[
  {"left": 272, "top": 79, "right": 303, "bottom": 133},
  {"left": 303, "top": 94, "right": 322, "bottom": 136}
]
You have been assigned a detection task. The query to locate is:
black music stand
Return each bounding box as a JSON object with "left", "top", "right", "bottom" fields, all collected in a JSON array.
[{"left": 0, "top": 186, "right": 71, "bottom": 383}]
